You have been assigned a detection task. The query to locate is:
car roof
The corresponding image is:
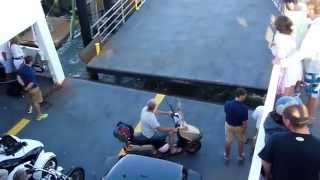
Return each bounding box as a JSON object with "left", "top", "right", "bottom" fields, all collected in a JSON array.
[{"left": 103, "top": 154, "right": 183, "bottom": 180}]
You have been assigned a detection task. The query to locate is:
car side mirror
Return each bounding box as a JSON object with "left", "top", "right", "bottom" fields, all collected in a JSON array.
[{"left": 21, "top": 142, "right": 27, "bottom": 146}]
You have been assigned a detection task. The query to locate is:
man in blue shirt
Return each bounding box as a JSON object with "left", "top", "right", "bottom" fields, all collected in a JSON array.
[
  {"left": 224, "top": 88, "right": 248, "bottom": 162},
  {"left": 17, "top": 56, "right": 48, "bottom": 121}
]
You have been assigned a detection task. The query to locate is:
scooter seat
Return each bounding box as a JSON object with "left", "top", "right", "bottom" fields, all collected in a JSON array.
[{"left": 132, "top": 133, "right": 153, "bottom": 145}]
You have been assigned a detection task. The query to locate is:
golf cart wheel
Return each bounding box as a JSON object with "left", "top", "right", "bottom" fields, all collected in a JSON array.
[
  {"left": 43, "top": 157, "right": 58, "bottom": 170},
  {"left": 67, "top": 167, "right": 85, "bottom": 180},
  {"left": 184, "top": 141, "right": 201, "bottom": 154}
]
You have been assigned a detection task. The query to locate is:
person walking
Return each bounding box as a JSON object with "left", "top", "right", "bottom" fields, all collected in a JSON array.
[
  {"left": 224, "top": 88, "right": 248, "bottom": 162},
  {"left": 17, "top": 56, "right": 48, "bottom": 121},
  {"left": 274, "top": 0, "right": 320, "bottom": 120},
  {"left": 259, "top": 104, "right": 320, "bottom": 180}
]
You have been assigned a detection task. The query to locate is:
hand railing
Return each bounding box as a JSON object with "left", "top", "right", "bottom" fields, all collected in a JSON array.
[
  {"left": 248, "top": 65, "right": 281, "bottom": 180},
  {"left": 90, "top": 0, "right": 145, "bottom": 43}
]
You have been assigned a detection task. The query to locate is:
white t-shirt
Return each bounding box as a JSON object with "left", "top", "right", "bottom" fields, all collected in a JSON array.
[
  {"left": 252, "top": 106, "right": 264, "bottom": 129},
  {"left": 272, "top": 32, "right": 303, "bottom": 87},
  {"left": 282, "top": 17, "right": 320, "bottom": 73},
  {"left": 0, "top": 42, "right": 11, "bottom": 60},
  {"left": 10, "top": 43, "right": 24, "bottom": 59},
  {"left": 284, "top": 5, "right": 310, "bottom": 46},
  {"left": 0, "top": 42, "right": 13, "bottom": 73},
  {"left": 140, "top": 106, "right": 160, "bottom": 138}
]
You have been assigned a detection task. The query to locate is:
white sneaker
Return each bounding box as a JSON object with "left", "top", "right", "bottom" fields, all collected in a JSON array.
[{"left": 27, "top": 106, "right": 33, "bottom": 114}]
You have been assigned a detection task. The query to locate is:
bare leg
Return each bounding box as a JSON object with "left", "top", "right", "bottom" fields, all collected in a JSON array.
[
  {"left": 238, "top": 141, "right": 244, "bottom": 158},
  {"left": 224, "top": 140, "right": 232, "bottom": 159},
  {"left": 306, "top": 97, "right": 318, "bottom": 120},
  {"left": 33, "top": 102, "right": 42, "bottom": 118},
  {"left": 168, "top": 131, "right": 180, "bottom": 153}
]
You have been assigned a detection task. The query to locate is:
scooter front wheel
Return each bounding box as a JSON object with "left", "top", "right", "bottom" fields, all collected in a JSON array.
[
  {"left": 43, "top": 157, "right": 57, "bottom": 170},
  {"left": 184, "top": 141, "right": 201, "bottom": 154},
  {"left": 66, "top": 167, "right": 85, "bottom": 180}
]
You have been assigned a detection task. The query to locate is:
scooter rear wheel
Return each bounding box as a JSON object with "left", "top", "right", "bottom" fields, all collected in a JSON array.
[{"left": 184, "top": 141, "right": 201, "bottom": 154}]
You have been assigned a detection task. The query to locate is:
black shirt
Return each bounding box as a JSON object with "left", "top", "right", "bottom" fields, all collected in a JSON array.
[
  {"left": 259, "top": 132, "right": 320, "bottom": 180},
  {"left": 224, "top": 100, "right": 248, "bottom": 126}
]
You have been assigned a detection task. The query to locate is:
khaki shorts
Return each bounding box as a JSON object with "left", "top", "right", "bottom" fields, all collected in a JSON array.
[
  {"left": 26, "top": 87, "right": 43, "bottom": 104},
  {"left": 225, "top": 122, "right": 245, "bottom": 143}
]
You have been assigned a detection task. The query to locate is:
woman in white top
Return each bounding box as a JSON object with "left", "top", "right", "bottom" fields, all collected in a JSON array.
[
  {"left": 271, "top": 15, "right": 303, "bottom": 96},
  {"left": 10, "top": 38, "right": 25, "bottom": 70}
]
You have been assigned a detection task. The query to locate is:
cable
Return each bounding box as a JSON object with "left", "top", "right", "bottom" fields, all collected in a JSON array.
[{"left": 0, "top": 79, "right": 17, "bottom": 84}]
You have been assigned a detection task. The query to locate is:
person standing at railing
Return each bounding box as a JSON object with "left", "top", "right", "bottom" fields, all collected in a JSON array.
[
  {"left": 274, "top": 0, "right": 320, "bottom": 120},
  {"left": 259, "top": 104, "right": 320, "bottom": 180},
  {"left": 224, "top": 88, "right": 248, "bottom": 163},
  {"left": 271, "top": 16, "right": 303, "bottom": 96},
  {"left": 264, "top": 96, "right": 302, "bottom": 142}
]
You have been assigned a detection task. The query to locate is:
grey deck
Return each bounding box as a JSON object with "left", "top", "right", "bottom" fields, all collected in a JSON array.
[
  {"left": 88, "top": 0, "right": 278, "bottom": 89},
  {"left": 0, "top": 78, "right": 256, "bottom": 179}
]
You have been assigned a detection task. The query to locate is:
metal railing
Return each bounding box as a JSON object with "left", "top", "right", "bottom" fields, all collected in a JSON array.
[
  {"left": 90, "top": 0, "right": 145, "bottom": 43},
  {"left": 248, "top": 65, "right": 281, "bottom": 180},
  {"left": 248, "top": 1, "right": 283, "bottom": 179}
]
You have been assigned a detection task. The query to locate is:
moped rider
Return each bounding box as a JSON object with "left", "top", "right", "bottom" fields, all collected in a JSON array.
[{"left": 140, "top": 99, "right": 182, "bottom": 154}]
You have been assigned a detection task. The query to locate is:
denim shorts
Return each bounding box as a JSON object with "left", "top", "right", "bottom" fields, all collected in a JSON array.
[{"left": 305, "top": 73, "right": 320, "bottom": 98}]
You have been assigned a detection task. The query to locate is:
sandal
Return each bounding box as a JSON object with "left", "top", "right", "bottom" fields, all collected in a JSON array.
[
  {"left": 238, "top": 154, "right": 246, "bottom": 165},
  {"left": 224, "top": 153, "right": 230, "bottom": 161}
]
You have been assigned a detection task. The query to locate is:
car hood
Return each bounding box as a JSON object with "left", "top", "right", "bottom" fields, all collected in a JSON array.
[{"left": 103, "top": 154, "right": 183, "bottom": 180}]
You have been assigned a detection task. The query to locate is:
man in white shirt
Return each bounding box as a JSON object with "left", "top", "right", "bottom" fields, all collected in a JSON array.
[
  {"left": 10, "top": 38, "right": 25, "bottom": 70},
  {"left": 140, "top": 99, "right": 182, "bottom": 154},
  {"left": 274, "top": 0, "right": 320, "bottom": 119}
]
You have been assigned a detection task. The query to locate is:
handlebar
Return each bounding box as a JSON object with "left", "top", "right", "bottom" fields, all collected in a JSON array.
[{"left": 24, "top": 164, "right": 63, "bottom": 179}]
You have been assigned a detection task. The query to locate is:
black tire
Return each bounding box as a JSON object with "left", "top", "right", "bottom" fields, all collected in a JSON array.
[
  {"left": 184, "top": 141, "right": 201, "bottom": 154},
  {"left": 67, "top": 167, "right": 85, "bottom": 180},
  {"left": 43, "top": 157, "right": 58, "bottom": 170}
]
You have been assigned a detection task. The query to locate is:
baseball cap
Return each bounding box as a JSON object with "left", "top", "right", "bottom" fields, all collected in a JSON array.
[{"left": 275, "top": 96, "right": 303, "bottom": 116}]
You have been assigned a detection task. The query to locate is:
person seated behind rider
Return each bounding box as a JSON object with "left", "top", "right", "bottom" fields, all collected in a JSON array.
[
  {"left": 140, "top": 99, "right": 182, "bottom": 154},
  {"left": 264, "top": 96, "right": 302, "bottom": 142}
]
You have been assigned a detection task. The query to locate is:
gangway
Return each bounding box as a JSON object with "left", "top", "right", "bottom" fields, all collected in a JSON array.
[{"left": 86, "top": 0, "right": 278, "bottom": 90}]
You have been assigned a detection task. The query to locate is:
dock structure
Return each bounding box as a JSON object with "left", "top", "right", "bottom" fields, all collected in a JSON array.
[{"left": 87, "top": 0, "right": 278, "bottom": 89}]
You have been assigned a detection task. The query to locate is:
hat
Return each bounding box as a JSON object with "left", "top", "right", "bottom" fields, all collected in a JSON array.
[{"left": 275, "top": 96, "right": 302, "bottom": 115}]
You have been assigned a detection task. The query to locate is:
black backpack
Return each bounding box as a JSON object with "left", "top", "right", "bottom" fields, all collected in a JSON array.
[{"left": 113, "top": 122, "right": 134, "bottom": 143}]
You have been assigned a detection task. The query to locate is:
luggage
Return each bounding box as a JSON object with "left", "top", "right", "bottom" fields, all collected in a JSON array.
[{"left": 113, "top": 122, "right": 134, "bottom": 143}]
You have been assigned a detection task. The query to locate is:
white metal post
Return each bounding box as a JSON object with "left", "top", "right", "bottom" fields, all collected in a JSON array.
[{"left": 32, "top": 3, "right": 65, "bottom": 85}]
